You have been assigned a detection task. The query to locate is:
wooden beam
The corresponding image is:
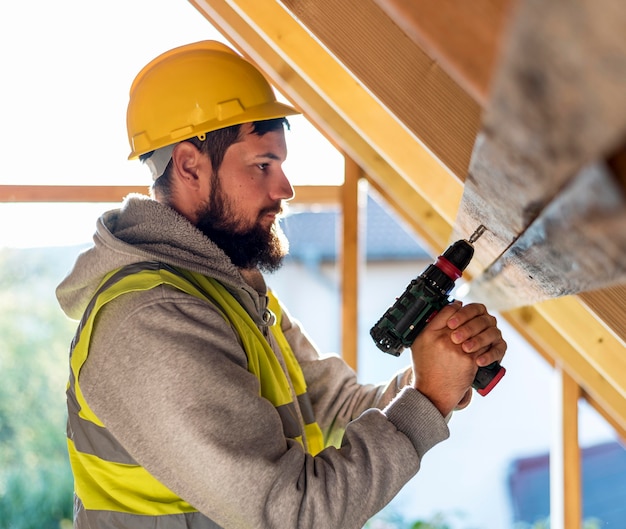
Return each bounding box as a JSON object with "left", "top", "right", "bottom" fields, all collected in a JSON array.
[
  {"left": 453, "top": 0, "right": 626, "bottom": 307},
  {"left": 537, "top": 296, "right": 626, "bottom": 401},
  {"left": 0, "top": 185, "right": 149, "bottom": 203},
  {"left": 466, "top": 163, "right": 626, "bottom": 309},
  {"left": 0, "top": 185, "right": 341, "bottom": 207}
]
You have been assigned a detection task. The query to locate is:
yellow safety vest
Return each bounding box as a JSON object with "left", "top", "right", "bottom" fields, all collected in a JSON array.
[{"left": 66, "top": 261, "right": 325, "bottom": 519}]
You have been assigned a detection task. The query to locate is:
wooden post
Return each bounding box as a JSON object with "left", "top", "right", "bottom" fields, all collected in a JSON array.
[
  {"left": 551, "top": 365, "right": 582, "bottom": 529},
  {"left": 341, "top": 157, "right": 363, "bottom": 370}
]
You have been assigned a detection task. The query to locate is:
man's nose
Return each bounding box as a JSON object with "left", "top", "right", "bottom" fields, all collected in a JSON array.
[{"left": 272, "top": 169, "right": 295, "bottom": 201}]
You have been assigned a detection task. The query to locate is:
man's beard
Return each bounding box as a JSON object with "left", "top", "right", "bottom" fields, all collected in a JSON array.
[{"left": 195, "top": 180, "right": 289, "bottom": 272}]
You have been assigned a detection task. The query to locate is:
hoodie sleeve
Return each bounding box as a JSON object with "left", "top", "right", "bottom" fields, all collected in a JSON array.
[
  {"left": 276, "top": 297, "right": 446, "bottom": 452},
  {"left": 80, "top": 285, "right": 449, "bottom": 529}
]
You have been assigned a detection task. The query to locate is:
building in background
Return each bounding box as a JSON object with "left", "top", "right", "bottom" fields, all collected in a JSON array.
[{"left": 509, "top": 440, "right": 626, "bottom": 527}]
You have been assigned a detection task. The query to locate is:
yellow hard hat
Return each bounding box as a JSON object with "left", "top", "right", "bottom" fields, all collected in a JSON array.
[{"left": 126, "top": 40, "right": 299, "bottom": 159}]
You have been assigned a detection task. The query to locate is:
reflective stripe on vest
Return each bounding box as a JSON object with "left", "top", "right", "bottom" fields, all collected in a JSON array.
[{"left": 67, "top": 261, "right": 325, "bottom": 519}]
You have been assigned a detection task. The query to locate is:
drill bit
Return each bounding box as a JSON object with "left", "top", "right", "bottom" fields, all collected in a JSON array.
[{"left": 468, "top": 225, "right": 487, "bottom": 244}]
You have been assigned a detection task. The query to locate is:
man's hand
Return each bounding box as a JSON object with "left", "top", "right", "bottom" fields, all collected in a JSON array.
[{"left": 410, "top": 302, "right": 507, "bottom": 416}]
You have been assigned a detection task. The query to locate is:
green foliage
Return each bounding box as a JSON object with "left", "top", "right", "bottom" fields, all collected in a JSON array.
[
  {"left": 0, "top": 247, "right": 80, "bottom": 529},
  {"left": 365, "top": 508, "right": 469, "bottom": 529},
  {"left": 513, "top": 516, "right": 603, "bottom": 529},
  {"left": 369, "top": 509, "right": 605, "bottom": 529}
]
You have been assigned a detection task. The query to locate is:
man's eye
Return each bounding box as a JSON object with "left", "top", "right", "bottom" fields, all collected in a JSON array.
[{"left": 257, "top": 163, "right": 270, "bottom": 171}]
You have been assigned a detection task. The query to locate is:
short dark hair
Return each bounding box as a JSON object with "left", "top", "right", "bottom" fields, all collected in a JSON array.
[{"left": 150, "top": 117, "right": 289, "bottom": 200}]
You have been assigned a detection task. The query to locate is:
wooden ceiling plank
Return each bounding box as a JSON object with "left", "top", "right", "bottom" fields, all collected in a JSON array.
[
  {"left": 371, "top": 0, "right": 515, "bottom": 106},
  {"left": 579, "top": 286, "right": 626, "bottom": 345},
  {"left": 455, "top": 0, "right": 626, "bottom": 246}
]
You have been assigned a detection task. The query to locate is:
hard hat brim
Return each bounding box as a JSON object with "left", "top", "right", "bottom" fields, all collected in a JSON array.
[{"left": 128, "top": 100, "right": 299, "bottom": 160}]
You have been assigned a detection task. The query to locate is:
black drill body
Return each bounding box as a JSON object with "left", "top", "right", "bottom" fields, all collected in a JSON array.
[{"left": 370, "top": 226, "right": 505, "bottom": 396}]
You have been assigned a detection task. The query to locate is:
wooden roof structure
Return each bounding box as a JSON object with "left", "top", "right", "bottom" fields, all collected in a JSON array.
[
  {"left": 1, "top": 0, "right": 624, "bottom": 524},
  {"left": 186, "top": 0, "right": 625, "bottom": 524}
]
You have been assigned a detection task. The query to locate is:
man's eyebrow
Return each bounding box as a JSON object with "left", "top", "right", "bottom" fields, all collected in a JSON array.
[{"left": 254, "top": 152, "right": 282, "bottom": 161}]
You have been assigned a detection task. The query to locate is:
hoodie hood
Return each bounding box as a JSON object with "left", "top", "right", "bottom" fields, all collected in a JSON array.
[{"left": 56, "top": 194, "right": 263, "bottom": 320}]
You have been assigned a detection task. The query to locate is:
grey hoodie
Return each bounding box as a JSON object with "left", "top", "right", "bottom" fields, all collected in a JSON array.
[{"left": 56, "top": 194, "right": 450, "bottom": 529}]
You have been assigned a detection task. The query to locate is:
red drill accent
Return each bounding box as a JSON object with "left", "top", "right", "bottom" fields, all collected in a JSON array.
[
  {"left": 435, "top": 256, "right": 462, "bottom": 280},
  {"left": 477, "top": 366, "right": 507, "bottom": 396}
]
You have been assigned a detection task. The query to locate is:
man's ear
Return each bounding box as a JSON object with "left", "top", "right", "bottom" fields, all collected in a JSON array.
[{"left": 170, "top": 142, "right": 209, "bottom": 191}]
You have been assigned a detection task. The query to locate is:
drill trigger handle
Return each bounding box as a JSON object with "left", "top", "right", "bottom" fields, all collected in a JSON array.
[{"left": 473, "top": 362, "right": 506, "bottom": 396}]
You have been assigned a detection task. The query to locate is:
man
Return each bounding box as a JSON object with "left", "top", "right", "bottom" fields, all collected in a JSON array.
[{"left": 57, "top": 41, "right": 506, "bottom": 529}]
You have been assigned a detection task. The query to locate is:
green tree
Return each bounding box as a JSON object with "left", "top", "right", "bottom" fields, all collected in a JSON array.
[{"left": 0, "top": 247, "right": 79, "bottom": 529}]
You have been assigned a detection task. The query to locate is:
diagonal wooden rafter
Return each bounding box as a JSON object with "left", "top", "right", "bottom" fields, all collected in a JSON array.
[
  {"left": 278, "top": 0, "right": 482, "bottom": 182},
  {"left": 187, "top": 0, "right": 626, "bottom": 434}
]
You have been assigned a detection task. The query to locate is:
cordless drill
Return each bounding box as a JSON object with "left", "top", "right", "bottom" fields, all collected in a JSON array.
[{"left": 370, "top": 225, "right": 505, "bottom": 396}]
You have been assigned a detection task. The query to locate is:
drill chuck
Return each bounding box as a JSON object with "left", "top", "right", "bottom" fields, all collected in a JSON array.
[{"left": 441, "top": 239, "right": 475, "bottom": 272}]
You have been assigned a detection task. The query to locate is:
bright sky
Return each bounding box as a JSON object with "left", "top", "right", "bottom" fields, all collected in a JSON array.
[{"left": 0, "top": 0, "right": 343, "bottom": 247}]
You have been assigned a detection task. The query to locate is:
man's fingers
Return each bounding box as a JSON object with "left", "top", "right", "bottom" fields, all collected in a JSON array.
[
  {"left": 426, "top": 301, "right": 462, "bottom": 331},
  {"left": 446, "top": 302, "right": 486, "bottom": 330},
  {"left": 450, "top": 313, "right": 498, "bottom": 346},
  {"left": 476, "top": 339, "right": 507, "bottom": 367}
]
